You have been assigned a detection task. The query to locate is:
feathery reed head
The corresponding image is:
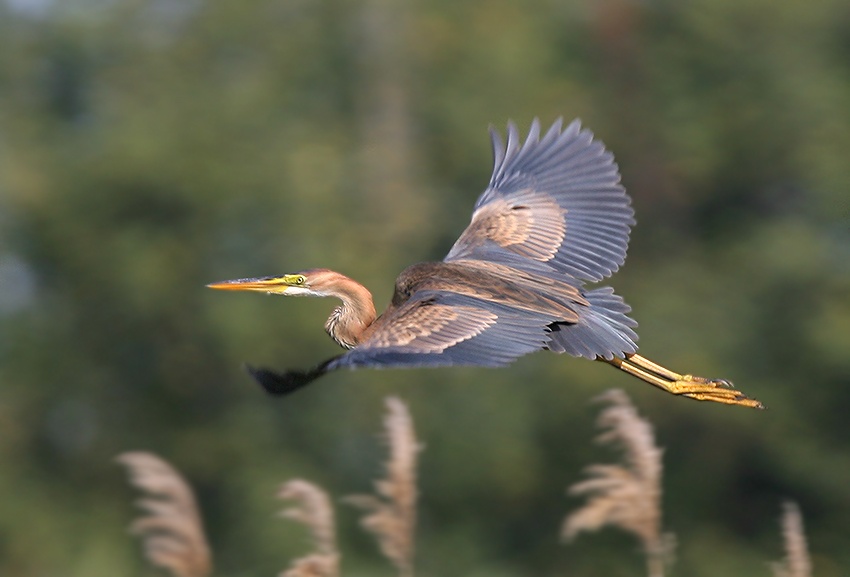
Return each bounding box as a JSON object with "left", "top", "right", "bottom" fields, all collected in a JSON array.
[
  {"left": 278, "top": 479, "right": 339, "bottom": 577},
  {"left": 116, "top": 451, "right": 212, "bottom": 577},
  {"left": 772, "top": 501, "right": 812, "bottom": 577},
  {"left": 345, "top": 396, "right": 421, "bottom": 577},
  {"left": 562, "top": 390, "right": 673, "bottom": 577}
]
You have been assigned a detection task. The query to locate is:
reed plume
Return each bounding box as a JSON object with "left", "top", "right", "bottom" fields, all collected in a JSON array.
[
  {"left": 116, "top": 451, "right": 212, "bottom": 577},
  {"left": 772, "top": 501, "right": 812, "bottom": 577},
  {"left": 562, "top": 389, "right": 673, "bottom": 577},
  {"left": 277, "top": 479, "right": 340, "bottom": 577},
  {"left": 345, "top": 396, "right": 420, "bottom": 577}
]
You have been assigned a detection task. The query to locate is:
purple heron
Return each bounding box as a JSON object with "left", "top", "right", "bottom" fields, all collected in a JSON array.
[{"left": 209, "top": 118, "right": 762, "bottom": 408}]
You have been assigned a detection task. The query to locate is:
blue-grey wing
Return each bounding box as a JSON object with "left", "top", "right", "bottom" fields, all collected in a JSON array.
[
  {"left": 327, "top": 291, "right": 554, "bottom": 371},
  {"left": 445, "top": 118, "right": 634, "bottom": 283}
]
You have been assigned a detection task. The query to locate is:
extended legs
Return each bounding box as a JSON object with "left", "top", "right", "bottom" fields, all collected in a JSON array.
[{"left": 603, "top": 354, "right": 764, "bottom": 409}]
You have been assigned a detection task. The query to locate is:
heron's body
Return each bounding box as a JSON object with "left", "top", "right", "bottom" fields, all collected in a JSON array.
[{"left": 209, "top": 118, "right": 762, "bottom": 408}]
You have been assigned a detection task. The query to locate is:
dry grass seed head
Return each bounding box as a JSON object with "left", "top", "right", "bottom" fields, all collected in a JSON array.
[
  {"left": 345, "top": 396, "right": 420, "bottom": 577},
  {"left": 116, "top": 452, "right": 212, "bottom": 577},
  {"left": 562, "top": 390, "right": 672, "bottom": 564},
  {"left": 281, "top": 555, "right": 340, "bottom": 577},
  {"left": 278, "top": 479, "right": 339, "bottom": 577},
  {"left": 772, "top": 501, "right": 812, "bottom": 577}
]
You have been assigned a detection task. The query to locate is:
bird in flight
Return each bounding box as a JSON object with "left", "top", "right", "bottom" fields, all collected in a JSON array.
[{"left": 208, "top": 118, "right": 763, "bottom": 408}]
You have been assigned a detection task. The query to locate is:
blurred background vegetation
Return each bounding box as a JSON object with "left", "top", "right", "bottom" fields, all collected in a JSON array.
[{"left": 1, "top": 0, "right": 849, "bottom": 575}]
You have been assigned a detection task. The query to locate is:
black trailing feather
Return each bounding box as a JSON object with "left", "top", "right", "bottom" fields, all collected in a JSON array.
[{"left": 245, "top": 357, "right": 341, "bottom": 396}]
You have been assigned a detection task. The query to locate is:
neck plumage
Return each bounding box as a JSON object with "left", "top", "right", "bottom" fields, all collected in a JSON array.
[{"left": 322, "top": 275, "right": 377, "bottom": 349}]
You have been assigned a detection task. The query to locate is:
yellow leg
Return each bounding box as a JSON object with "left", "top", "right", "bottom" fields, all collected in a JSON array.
[{"left": 603, "top": 354, "right": 764, "bottom": 409}]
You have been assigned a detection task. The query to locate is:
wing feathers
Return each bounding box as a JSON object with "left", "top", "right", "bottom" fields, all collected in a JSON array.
[
  {"left": 364, "top": 301, "right": 497, "bottom": 352},
  {"left": 332, "top": 291, "right": 557, "bottom": 370},
  {"left": 453, "top": 118, "right": 633, "bottom": 283}
]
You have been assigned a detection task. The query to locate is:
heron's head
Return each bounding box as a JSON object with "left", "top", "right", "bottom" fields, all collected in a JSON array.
[{"left": 207, "top": 269, "right": 344, "bottom": 297}]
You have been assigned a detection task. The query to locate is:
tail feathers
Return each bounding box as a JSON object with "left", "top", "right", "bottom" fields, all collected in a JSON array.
[{"left": 547, "top": 287, "right": 638, "bottom": 360}]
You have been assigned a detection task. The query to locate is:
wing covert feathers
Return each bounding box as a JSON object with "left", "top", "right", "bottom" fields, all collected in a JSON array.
[
  {"left": 365, "top": 302, "right": 497, "bottom": 352},
  {"left": 329, "top": 292, "right": 554, "bottom": 371}
]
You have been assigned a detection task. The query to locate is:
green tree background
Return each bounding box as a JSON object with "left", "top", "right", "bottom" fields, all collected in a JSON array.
[{"left": 1, "top": 0, "right": 849, "bottom": 575}]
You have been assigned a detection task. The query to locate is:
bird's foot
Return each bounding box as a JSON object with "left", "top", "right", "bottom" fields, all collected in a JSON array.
[
  {"left": 668, "top": 374, "right": 764, "bottom": 409},
  {"left": 606, "top": 354, "right": 765, "bottom": 409}
]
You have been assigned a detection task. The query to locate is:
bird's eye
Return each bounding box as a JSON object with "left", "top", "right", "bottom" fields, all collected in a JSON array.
[{"left": 296, "top": 275, "right": 306, "bottom": 285}]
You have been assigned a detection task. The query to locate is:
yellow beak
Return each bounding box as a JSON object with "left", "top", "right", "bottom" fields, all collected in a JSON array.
[{"left": 206, "top": 275, "right": 301, "bottom": 294}]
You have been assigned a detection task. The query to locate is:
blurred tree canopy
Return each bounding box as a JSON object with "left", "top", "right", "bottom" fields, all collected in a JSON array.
[{"left": 1, "top": 0, "right": 849, "bottom": 575}]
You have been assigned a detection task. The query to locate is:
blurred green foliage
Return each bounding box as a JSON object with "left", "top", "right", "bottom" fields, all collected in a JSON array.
[{"left": 1, "top": 0, "right": 849, "bottom": 575}]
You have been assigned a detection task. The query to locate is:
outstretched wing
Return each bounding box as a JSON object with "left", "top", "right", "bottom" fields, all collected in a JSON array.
[
  {"left": 445, "top": 118, "right": 634, "bottom": 283},
  {"left": 246, "top": 291, "right": 556, "bottom": 396},
  {"left": 326, "top": 291, "right": 555, "bottom": 371}
]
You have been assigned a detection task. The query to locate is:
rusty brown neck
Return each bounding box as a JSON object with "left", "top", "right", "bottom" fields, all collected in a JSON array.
[{"left": 322, "top": 275, "right": 377, "bottom": 349}]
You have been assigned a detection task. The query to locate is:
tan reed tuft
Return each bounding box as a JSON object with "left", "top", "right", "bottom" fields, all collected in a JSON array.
[
  {"left": 344, "top": 396, "right": 421, "bottom": 577},
  {"left": 562, "top": 389, "right": 673, "bottom": 577},
  {"left": 116, "top": 452, "right": 212, "bottom": 577}
]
